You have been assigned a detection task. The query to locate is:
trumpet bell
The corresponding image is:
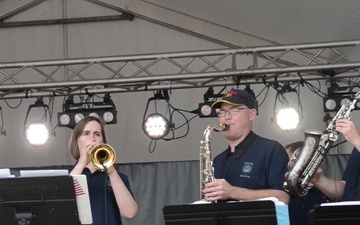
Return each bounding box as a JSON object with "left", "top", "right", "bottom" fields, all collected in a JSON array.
[{"left": 90, "top": 144, "right": 116, "bottom": 171}]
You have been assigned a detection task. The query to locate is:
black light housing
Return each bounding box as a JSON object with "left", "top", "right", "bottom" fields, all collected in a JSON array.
[
  {"left": 57, "top": 94, "right": 117, "bottom": 129},
  {"left": 198, "top": 102, "right": 218, "bottom": 118},
  {"left": 58, "top": 107, "right": 117, "bottom": 129},
  {"left": 323, "top": 95, "right": 360, "bottom": 112}
]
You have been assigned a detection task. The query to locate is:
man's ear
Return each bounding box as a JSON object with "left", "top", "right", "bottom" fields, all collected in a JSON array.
[{"left": 249, "top": 109, "right": 257, "bottom": 121}]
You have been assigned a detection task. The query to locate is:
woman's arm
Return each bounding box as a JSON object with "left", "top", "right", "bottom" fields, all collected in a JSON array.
[{"left": 107, "top": 167, "right": 138, "bottom": 220}]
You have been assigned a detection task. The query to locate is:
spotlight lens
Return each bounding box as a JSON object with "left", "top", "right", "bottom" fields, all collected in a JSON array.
[
  {"left": 340, "top": 98, "right": 350, "bottom": 106},
  {"left": 25, "top": 122, "right": 50, "bottom": 146},
  {"left": 74, "top": 113, "right": 85, "bottom": 123},
  {"left": 275, "top": 107, "right": 300, "bottom": 131},
  {"left": 325, "top": 99, "right": 337, "bottom": 111},
  {"left": 103, "top": 111, "right": 114, "bottom": 123},
  {"left": 59, "top": 114, "right": 70, "bottom": 125},
  {"left": 200, "top": 104, "right": 212, "bottom": 116},
  {"left": 143, "top": 114, "right": 170, "bottom": 139},
  {"left": 89, "top": 112, "right": 99, "bottom": 118}
]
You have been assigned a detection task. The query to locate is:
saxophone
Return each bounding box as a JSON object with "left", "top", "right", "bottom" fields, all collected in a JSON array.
[
  {"left": 200, "top": 124, "right": 229, "bottom": 201},
  {"left": 284, "top": 91, "right": 360, "bottom": 196}
]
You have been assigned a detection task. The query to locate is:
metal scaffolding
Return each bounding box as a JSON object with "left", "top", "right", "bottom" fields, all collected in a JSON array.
[{"left": 0, "top": 39, "right": 360, "bottom": 100}]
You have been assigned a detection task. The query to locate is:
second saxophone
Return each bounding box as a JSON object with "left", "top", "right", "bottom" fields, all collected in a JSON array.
[{"left": 284, "top": 91, "right": 360, "bottom": 196}]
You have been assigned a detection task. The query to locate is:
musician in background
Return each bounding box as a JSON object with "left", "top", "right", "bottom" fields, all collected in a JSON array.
[
  {"left": 284, "top": 141, "right": 328, "bottom": 225},
  {"left": 311, "top": 119, "right": 360, "bottom": 201},
  {"left": 203, "top": 88, "right": 290, "bottom": 204},
  {"left": 69, "top": 116, "right": 138, "bottom": 225}
]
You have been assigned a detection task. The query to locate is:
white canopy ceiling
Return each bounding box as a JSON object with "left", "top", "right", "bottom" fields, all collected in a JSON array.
[{"left": 147, "top": 0, "right": 360, "bottom": 45}]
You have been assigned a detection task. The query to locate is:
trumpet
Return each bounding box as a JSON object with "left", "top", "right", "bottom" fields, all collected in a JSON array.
[{"left": 90, "top": 144, "right": 116, "bottom": 172}]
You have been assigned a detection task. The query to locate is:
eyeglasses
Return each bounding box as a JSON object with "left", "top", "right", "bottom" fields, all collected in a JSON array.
[{"left": 217, "top": 107, "right": 248, "bottom": 118}]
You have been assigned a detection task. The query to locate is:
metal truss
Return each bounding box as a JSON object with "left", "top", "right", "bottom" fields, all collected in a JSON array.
[{"left": 1, "top": 39, "right": 360, "bottom": 100}]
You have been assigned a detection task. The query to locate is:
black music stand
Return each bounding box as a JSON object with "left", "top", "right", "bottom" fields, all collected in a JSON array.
[
  {"left": 163, "top": 200, "right": 278, "bottom": 225},
  {"left": 310, "top": 204, "right": 360, "bottom": 225},
  {"left": 0, "top": 176, "right": 81, "bottom": 225}
]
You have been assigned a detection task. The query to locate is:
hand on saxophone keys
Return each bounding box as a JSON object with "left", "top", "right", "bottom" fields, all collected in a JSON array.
[{"left": 203, "top": 179, "right": 233, "bottom": 202}]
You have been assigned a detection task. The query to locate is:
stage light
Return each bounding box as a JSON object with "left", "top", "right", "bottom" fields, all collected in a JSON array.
[
  {"left": 23, "top": 98, "right": 53, "bottom": 147},
  {"left": 74, "top": 113, "right": 85, "bottom": 123},
  {"left": 142, "top": 90, "right": 172, "bottom": 140},
  {"left": 198, "top": 102, "right": 219, "bottom": 118},
  {"left": 272, "top": 84, "right": 303, "bottom": 132},
  {"left": 323, "top": 95, "right": 360, "bottom": 112},
  {"left": 25, "top": 122, "right": 50, "bottom": 146},
  {"left": 103, "top": 111, "right": 115, "bottom": 122},
  {"left": 89, "top": 112, "right": 100, "bottom": 118},
  {"left": 324, "top": 98, "right": 337, "bottom": 111},
  {"left": 274, "top": 107, "right": 300, "bottom": 131},
  {"left": 142, "top": 113, "right": 170, "bottom": 140},
  {"left": 58, "top": 94, "right": 117, "bottom": 129}
]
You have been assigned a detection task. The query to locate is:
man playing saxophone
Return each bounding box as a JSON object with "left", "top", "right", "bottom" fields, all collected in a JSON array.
[
  {"left": 202, "top": 88, "right": 290, "bottom": 204},
  {"left": 311, "top": 119, "right": 360, "bottom": 201}
]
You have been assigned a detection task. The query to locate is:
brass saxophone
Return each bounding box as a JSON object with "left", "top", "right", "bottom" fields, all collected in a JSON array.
[
  {"left": 200, "top": 124, "right": 229, "bottom": 201},
  {"left": 284, "top": 91, "right": 360, "bottom": 196}
]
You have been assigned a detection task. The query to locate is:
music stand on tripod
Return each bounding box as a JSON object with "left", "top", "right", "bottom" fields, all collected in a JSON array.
[{"left": 0, "top": 176, "right": 81, "bottom": 225}]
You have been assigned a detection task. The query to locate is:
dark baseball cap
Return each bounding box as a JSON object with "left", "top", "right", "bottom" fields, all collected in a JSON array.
[{"left": 211, "top": 89, "right": 256, "bottom": 109}]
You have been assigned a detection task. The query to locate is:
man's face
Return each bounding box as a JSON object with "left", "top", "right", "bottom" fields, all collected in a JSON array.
[{"left": 218, "top": 103, "right": 256, "bottom": 141}]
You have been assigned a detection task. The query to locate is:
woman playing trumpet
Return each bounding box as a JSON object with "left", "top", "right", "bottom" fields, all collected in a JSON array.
[{"left": 69, "top": 116, "right": 138, "bottom": 225}]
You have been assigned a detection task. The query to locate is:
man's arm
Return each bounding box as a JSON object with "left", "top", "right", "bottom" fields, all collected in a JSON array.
[
  {"left": 204, "top": 179, "right": 290, "bottom": 204},
  {"left": 312, "top": 170, "right": 345, "bottom": 201},
  {"left": 229, "top": 186, "right": 290, "bottom": 204}
]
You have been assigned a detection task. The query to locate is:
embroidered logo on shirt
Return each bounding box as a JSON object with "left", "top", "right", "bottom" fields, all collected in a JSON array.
[{"left": 240, "top": 162, "right": 253, "bottom": 178}]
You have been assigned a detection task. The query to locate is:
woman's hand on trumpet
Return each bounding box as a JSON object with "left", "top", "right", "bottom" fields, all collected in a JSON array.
[{"left": 77, "top": 141, "right": 96, "bottom": 168}]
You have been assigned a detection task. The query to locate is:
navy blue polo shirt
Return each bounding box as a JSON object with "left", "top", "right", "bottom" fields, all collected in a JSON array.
[
  {"left": 342, "top": 148, "right": 360, "bottom": 201},
  {"left": 82, "top": 167, "right": 134, "bottom": 225},
  {"left": 213, "top": 134, "right": 289, "bottom": 193},
  {"left": 288, "top": 188, "right": 328, "bottom": 225}
]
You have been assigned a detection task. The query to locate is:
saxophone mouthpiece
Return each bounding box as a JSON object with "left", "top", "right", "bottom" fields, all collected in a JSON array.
[{"left": 220, "top": 124, "right": 229, "bottom": 132}]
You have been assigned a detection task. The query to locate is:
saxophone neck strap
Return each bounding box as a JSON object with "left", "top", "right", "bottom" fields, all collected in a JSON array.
[{"left": 221, "top": 131, "right": 258, "bottom": 179}]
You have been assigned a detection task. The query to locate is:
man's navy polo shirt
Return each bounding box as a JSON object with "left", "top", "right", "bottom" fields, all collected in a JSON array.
[
  {"left": 82, "top": 168, "right": 134, "bottom": 225},
  {"left": 288, "top": 188, "right": 328, "bottom": 225},
  {"left": 213, "top": 135, "right": 289, "bottom": 192},
  {"left": 342, "top": 148, "right": 360, "bottom": 201}
]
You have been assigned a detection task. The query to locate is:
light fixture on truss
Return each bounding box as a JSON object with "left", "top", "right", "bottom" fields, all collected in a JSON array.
[
  {"left": 142, "top": 90, "right": 172, "bottom": 140},
  {"left": 58, "top": 94, "right": 117, "bottom": 129},
  {"left": 272, "top": 84, "right": 303, "bottom": 132},
  {"left": 323, "top": 85, "right": 360, "bottom": 112},
  {"left": 197, "top": 87, "right": 223, "bottom": 118},
  {"left": 23, "top": 98, "right": 53, "bottom": 147}
]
